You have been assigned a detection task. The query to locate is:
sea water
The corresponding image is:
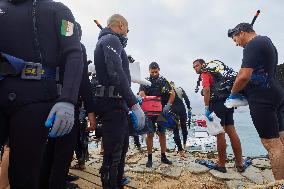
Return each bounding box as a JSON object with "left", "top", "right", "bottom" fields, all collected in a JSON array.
[{"left": 147, "top": 106, "right": 267, "bottom": 157}]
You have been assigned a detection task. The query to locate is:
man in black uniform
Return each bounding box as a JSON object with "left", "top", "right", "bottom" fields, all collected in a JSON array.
[
  {"left": 39, "top": 23, "right": 96, "bottom": 189},
  {"left": 139, "top": 62, "right": 175, "bottom": 168},
  {"left": 0, "top": 0, "right": 83, "bottom": 188},
  {"left": 93, "top": 14, "right": 145, "bottom": 189},
  {"left": 170, "top": 82, "right": 191, "bottom": 155},
  {"left": 228, "top": 23, "right": 284, "bottom": 179}
]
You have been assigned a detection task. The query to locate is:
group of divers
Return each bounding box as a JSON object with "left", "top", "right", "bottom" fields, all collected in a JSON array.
[{"left": 0, "top": 0, "right": 284, "bottom": 188}]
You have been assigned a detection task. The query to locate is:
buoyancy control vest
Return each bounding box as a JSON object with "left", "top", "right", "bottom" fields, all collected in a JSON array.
[{"left": 195, "top": 60, "right": 237, "bottom": 102}]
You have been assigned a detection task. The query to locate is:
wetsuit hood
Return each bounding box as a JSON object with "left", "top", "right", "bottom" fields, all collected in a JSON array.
[{"left": 98, "top": 27, "right": 128, "bottom": 48}]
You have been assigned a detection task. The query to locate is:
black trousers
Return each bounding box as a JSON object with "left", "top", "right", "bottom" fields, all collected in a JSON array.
[
  {"left": 100, "top": 110, "right": 129, "bottom": 189},
  {"left": 172, "top": 105, "right": 188, "bottom": 151},
  {"left": 0, "top": 102, "right": 53, "bottom": 189},
  {"left": 75, "top": 116, "right": 89, "bottom": 163},
  {"left": 133, "top": 135, "right": 141, "bottom": 148},
  {"left": 38, "top": 115, "right": 79, "bottom": 189}
]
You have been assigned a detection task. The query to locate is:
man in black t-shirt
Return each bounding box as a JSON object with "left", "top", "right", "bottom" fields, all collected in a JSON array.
[
  {"left": 139, "top": 62, "right": 175, "bottom": 168},
  {"left": 228, "top": 23, "right": 284, "bottom": 180}
]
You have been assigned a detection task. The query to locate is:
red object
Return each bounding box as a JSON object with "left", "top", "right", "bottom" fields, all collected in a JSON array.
[
  {"left": 196, "top": 119, "right": 207, "bottom": 127},
  {"left": 201, "top": 72, "right": 213, "bottom": 88},
  {"left": 141, "top": 96, "right": 162, "bottom": 116}
]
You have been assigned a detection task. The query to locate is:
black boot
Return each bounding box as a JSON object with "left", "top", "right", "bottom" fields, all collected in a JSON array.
[
  {"left": 100, "top": 165, "right": 119, "bottom": 189},
  {"left": 161, "top": 153, "right": 172, "bottom": 165}
]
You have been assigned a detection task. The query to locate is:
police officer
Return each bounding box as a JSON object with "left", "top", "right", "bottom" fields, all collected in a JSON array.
[
  {"left": 170, "top": 82, "right": 191, "bottom": 155},
  {"left": 93, "top": 14, "right": 145, "bottom": 189},
  {"left": 228, "top": 23, "right": 284, "bottom": 179},
  {"left": 139, "top": 62, "right": 174, "bottom": 168},
  {"left": 0, "top": 0, "right": 83, "bottom": 188},
  {"left": 38, "top": 23, "right": 96, "bottom": 189}
]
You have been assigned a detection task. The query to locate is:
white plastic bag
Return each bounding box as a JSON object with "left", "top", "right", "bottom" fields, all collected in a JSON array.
[
  {"left": 224, "top": 96, "right": 248, "bottom": 108},
  {"left": 205, "top": 113, "right": 224, "bottom": 136},
  {"left": 129, "top": 62, "right": 151, "bottom": 86}
]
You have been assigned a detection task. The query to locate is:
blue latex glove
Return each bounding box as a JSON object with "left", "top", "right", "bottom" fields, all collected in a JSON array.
[
  {"left": 227, "top": 93, "right": 245, "bottom": 100},
  {"left": 45, "top": 102, "right": 75, "bottom": 138},
  {"left": 205, "top": 106, "right": 213, "bottom": 121},
  {"left": 131, "top": 103, "right": 145, "bottom": 130},
  {"left": 136, "top": 95, "right": 143, "bottom": 105},
  {"left": 187, "top": 108, "right": 192, "bottom": 119},
  {"left": 163, "top": 103, "right": 172, "bottom": 114}
]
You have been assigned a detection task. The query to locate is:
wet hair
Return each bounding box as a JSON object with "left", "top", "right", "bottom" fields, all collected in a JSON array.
[{"left": 193, "top": 59, "right": 205, "bottom": 65}]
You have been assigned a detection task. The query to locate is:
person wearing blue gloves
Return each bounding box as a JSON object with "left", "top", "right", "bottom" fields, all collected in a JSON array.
[
  {"left": 139, "top": 62, "right": 175, "bottom": 168},
  {"left": 228, "top": 22, "right": 284, "bottom": 180},
  {"left": 0, "top": 0, "right": 83, "bottom": 188},
  {"left": 39, "top": 23, "right": 96, "bottom": 189},
  {"left": 193, "top": 59, "right": 244, "bottom": 173},
  {"left": 93, "top": 14, "right": 145, "bottom": 189}
]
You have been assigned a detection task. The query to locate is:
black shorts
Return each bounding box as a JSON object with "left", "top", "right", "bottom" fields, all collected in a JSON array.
[
  {"left": 211, "top": 101, "right": 234, "bottom": 126},
  {"left": 147, "top": 115, "right": 166, "bottom": 134},
  {"left": 248, "top": 100, "right": 284, "bottom": 139}
]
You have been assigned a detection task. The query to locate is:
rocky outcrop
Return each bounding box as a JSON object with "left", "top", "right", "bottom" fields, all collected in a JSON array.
[{"left": 71, "top": 146, "right": 283, "bottom": 189}]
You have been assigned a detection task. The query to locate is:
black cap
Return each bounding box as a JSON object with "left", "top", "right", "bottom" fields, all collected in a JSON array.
[
  {"left": 149, "top": 62, "right": 160, "bottom": 69},
  {"left": 228, "top": 23, "right": 254, "bottom": 38}
]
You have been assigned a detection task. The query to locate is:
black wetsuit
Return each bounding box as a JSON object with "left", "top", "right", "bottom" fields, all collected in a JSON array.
[
  {"left": 39, "top": 44, "right": 95, "bottom": 189},
  {"left": 172, "top": 87, "right": 191, "bottom": 150},
  {"left": 93, "top": 28, "right": 137, "bottom": 189},
  {"left": 0, "top": 0, "right": 83, "bottom": 188},
  {"left": 241, "top": 35, "right": 284, "bottom": 139}
]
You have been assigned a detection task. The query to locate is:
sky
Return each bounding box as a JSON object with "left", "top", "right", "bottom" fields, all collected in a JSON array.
[{"left": 56, "top": 0, "right": 284, "bottom": 112}]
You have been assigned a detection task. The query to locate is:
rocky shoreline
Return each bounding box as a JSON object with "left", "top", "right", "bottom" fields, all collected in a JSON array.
[{"left": 71, "top": 143, "right": 284, "bottom": 189}]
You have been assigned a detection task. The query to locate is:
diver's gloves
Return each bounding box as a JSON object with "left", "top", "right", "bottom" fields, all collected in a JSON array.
[
  {"left": 224, "top": 93, "right": 248, "bottom": 108},
  {"left": 131, "top": 103, "right": 145, "bottom": 130},
  {"left": 45, "top": 102, "right": 75, "bottom": 137},
  {"left": 163, "top": 103, "right": 172, "bottom": 114},
  {"left": 205, "top": 106, "right": 213, "bottom": 122},
  {"left": 136, "top": 95, "right": 143, "bottom": 105}
]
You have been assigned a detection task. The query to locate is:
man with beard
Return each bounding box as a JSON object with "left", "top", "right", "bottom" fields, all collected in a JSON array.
[
  {"left": 139, "top": 62, "right": 175, "bottom": 168},
  {"left": 93, "top": 14, "right": 145, "bottom": 189},
  {"left": 228, "top": 22, "right": 284, "bottom": 179}
]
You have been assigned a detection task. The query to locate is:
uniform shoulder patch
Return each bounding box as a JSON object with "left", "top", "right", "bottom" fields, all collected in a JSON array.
[{"left": 61, "top": 19, "right": 74, "bottom": 36}]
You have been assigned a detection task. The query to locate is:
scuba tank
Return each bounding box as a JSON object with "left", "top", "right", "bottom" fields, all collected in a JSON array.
[{"left": 195, "top": 60, "right": 237, "bottom": 101}]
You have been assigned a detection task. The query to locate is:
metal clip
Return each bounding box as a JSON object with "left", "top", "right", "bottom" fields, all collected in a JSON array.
[
  {"left": 21, "top": 62, "right": 42, "bottom": 80},
  {"left": 108, "top": 86, "right": 122, "bottom": 98},
  {"left": 95, "top": 85, "right": 105, "bottom": 97}
]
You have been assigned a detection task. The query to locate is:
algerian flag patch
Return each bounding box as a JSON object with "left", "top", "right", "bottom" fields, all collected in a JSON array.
[{"left": 61, "top": 20, "right": 74, "bottom": 37}]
